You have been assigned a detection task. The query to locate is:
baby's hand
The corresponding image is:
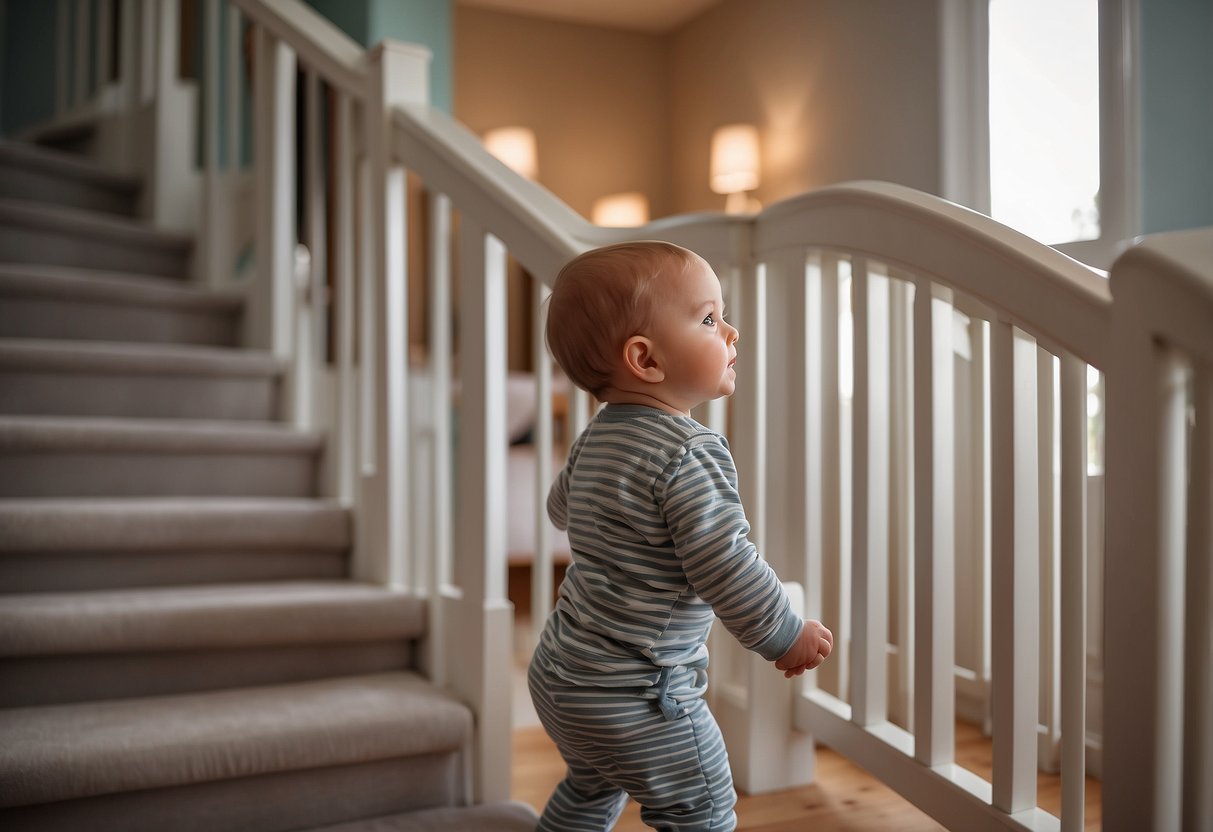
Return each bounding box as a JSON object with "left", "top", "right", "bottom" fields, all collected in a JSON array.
[{"left": 774, "top": 619, "right": 833, "bottom": 678}]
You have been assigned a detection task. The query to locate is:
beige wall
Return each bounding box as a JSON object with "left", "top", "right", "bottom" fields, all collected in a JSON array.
[
  {"left": 455, "top": 1, "right": 943, "bottom": 218},
  {"left": 454, "top": 7, "right": 672, "bottom": 221},
  {"left": 669, "top": 0, "right": 943, "bottom": 213}
]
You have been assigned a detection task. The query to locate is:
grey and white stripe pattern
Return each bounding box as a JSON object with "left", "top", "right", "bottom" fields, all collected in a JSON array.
[{"left": 530, "top": 404, "right": 801, "bottom": 829}]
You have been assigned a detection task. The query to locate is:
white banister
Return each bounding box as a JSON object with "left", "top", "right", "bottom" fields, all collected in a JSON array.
[
  {"left": 1058, "top": 352, "right": 1087, "bottom": 832},
  {"left": 912, "top": 280, "right": 956, "bottom": 766},
  {"left": 887, "top": 274, "right": 916, "bottom": 731},
  {"left": 851, "top": 257, "right": 890, "bottom": 727}
]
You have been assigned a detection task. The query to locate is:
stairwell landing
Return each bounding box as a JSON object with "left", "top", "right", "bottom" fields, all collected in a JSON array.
[{"left": 0, "top": 138, "right": 536, "bottom": 831}]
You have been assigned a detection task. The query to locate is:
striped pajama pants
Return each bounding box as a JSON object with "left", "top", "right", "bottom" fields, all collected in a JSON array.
[{"left": 528, "top": 644, "right": 737, "bottom": 831}]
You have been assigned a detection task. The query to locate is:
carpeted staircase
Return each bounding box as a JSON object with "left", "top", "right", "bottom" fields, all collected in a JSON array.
[{"left": 0, "top": 139, "right": 536, "bottom": 831}]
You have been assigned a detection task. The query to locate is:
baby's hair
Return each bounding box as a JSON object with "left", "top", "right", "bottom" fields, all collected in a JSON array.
[{"left": 546, "top": 241, "right": 696, "bottom": 397}]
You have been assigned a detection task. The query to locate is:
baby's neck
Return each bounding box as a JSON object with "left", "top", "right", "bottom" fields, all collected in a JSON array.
[{"left": 599, "top": 387, "right": 690, "bottom": 417}]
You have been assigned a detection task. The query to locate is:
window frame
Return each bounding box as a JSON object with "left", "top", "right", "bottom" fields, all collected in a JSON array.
[{"left": 939, "top": 0, "right": 1141, "bottom": 269}]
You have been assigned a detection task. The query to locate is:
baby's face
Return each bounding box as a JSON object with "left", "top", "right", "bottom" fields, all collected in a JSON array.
[{"left": 646, "top": 256, "right": 740, "bottom": 411}]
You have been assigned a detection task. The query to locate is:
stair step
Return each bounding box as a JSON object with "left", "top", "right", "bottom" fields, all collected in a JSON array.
[
  {"left": 0, "top": 141, "right": 140, "bottom": 217},
  {"left": 301, "top": 803, "right": 540, "bottom": 832},
  {"left": 0, "top": 416, "right": 322, "bottom": 498},
  {"left": 0, "top": 581, "right": 424, "bottom": 704},
  {"left": 0, "top": 339, "right": 283, "bottom": 420},
  {"left": 0, "top": 263, "right": 243, "bottom": 346},
  {"left": 0, "top": 198, "right": 192, "bottom": 278},
  {"left": 0, "top": 672, "right": 472, "bottom": 830},
  {"left": 0, "top": 497, "right": 350, "bottom": 592}
]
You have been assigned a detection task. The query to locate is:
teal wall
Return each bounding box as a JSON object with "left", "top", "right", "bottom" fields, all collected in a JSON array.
[
  {"left": 305, "top": 0, "right": 452, "bottom": 112},
  {"left": 1, "top": 0, "right": 57, "bottom": 136},
  {"left": 1140, "top": 0, "right": 1213, "bottom": 233}
]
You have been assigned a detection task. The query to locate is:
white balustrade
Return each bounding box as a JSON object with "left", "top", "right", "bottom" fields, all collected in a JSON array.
[{"left": 61, "top": 1, "right": 1211, "bottom": 824}]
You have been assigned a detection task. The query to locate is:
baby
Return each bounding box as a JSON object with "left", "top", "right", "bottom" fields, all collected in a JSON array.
[{"left": 529, "top": 241, "right": 833, "bottom": 831}]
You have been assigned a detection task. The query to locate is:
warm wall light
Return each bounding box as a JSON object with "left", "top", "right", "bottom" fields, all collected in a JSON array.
[
  {"left": 710, "top": 124, "right": 761, "bottom": 213},
  {"left": 483, "top": 126, "right": 538, "bottom": 180},
  {"left": 591, "top": 192, "right": 650, "bottom": 227}
]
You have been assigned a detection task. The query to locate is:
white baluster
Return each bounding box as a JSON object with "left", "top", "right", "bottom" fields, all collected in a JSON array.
[
  {"left": 361, "top": 41, "right": 425, "bottom": 588},
  {"left": 531, "top": 277, "right": 554, "bottom": 647},
  {"left": 453, "top": 221, "right": 512, "bottom": 802},
  {"left": 332, "top": 91, "right": 356, "bottom": 504},
  {"left": 887, "top": 273, "right": 915, "bottom": 730},
  {"left": 1059, "top": 352, "right": 1087, "bottom": 832},
  {"left": 1037, "top": 348, "right": 1061, "bottom": 773},
  {"left": 912, "top": 279, "right": 956, "bottom": 767},
  {"left": 851, "top": 257, "right": 890, "bottom": 727},
  {"left": 990, "top": 321, "right": 1039, "bottom": 811},
  {"left": 427, "top": 191, "right": 453, "bottom": 686},
  {"left": 814, "top": 252, "right": 844, "bottom": 702},
  {"left": 226, "top": 2, "right": 242, "bottom": 170},
  {"left": 203, "top": 0, "right": 221, "bottom": 286},
  {"left": 1185, "top": 362, "right": 1213, "bottom": 832}
]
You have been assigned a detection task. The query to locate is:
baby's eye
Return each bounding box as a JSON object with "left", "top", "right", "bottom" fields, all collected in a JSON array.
[{"left": 702, "top": 314, "right": 716, "bottom": 326}]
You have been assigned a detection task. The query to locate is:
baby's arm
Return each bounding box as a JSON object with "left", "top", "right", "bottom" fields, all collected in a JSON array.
[
  {"left": 546, "top": 428, "right": 590, "bottom": 532},
  {"left": 774, "top": 619, "right": 834, "bottom": 678}
]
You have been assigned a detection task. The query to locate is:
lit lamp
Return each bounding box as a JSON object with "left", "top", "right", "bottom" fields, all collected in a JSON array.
[
  {"left": 483, "top": 126, "right": 538, "bottom": 180},
  {"left": 591, "top": 192, "right": 650, "bottom": 227},
  {"left": 710, "top": 124, "right": 761, "bottom": 214}
]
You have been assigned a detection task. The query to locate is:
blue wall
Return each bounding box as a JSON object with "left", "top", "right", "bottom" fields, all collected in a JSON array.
[
  {"left": 1140, "top": 0, "right": 1213, "bottom": 233},
  {"left": 305, "top": 0, "right": 452, "bottom": 112}
]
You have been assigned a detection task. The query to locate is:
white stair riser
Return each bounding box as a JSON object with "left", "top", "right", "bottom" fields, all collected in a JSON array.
[
  {"left": 1, "top": 451, "right": 318, "bottom": 498},
  {"left": 0, "top": 166, "right": 136, "bottom": 217},
  {"left": 0, "top": 372, "right": 278, "bottom": 420},
  {"left": 1, "top": 550, "right": 347, "bottom": 593},
  {"left": 1, "top": 754, "right": 465, "bottom": 832},
  {"left": 0, "top": 225, "right": 189, "bottom": 279},
  {"left": 0, "top": 642, "right": 413, "bottom": 707},
  {"left": 0, "top": 297, "right": 240, "bottom": 347}
]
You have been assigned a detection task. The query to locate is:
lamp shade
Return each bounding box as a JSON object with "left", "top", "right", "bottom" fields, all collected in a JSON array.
[
  {"left": 483, "top": 126, "right": 538, "bottom": 180},
  {"left": 710, "top": 124, "right": 760, "bottom": 194},
  {"left": 591, "top": 192, "right": 650, "bottom": 227}
]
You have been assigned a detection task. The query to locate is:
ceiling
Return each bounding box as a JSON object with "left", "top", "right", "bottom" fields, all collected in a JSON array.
[{"left": 455, "top": 0, "right": 722, "bottom": 33}]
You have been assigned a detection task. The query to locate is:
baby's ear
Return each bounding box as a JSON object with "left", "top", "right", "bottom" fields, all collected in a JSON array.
[{"left": 622, "top": 335, "right": 665, "bottom": 383}]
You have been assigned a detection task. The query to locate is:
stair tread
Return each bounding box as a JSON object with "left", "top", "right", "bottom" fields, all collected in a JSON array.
[
  {"left": 0, "top": 337, "right": 285, "bottom": 376},
  {"left": 0, "top": 580, "right": 425, "bottom": 656},
  {"left": 0, "top": 496, "right": 350, "bottom": 552},
  {"left": 301, "top": 803, "right": 540, "bottom": 832},
  {"left": 0, "top": 415, "right": 323, "bottom": 452},
  {"left": 0, "top": 140, "right": 141, "bottom": 192},
  {"left": 0, "top": 671, "right": 469, "bottom": 809},
  {"left": 0, "top": 197, "right": 191, "bottom": 249},
  {"left": 0, "top": 263, "right": 244, "bottom": 310}
]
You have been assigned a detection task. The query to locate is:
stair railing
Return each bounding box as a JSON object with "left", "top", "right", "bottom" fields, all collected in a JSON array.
[{"left": 102, "top": 0, "right": 1209, "bottom": 825}]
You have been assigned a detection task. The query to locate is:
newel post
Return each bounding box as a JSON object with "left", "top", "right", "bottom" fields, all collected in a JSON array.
[{"left": 354, "top": 41, "right": 429, "bottom": 587}]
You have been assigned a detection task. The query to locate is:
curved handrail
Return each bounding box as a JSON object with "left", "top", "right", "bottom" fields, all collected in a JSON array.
[{"left": 754, "top": 181, "right": 1112, "bottom": 366}]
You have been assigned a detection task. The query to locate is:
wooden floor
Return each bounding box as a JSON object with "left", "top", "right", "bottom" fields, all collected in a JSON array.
[{"left": 512, "top": 720, "right": 1102, "bottom": 831}]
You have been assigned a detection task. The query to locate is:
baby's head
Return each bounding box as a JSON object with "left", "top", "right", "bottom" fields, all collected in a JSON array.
[{"left": 547, "top": 241, "right": 698, "bottom": 397}]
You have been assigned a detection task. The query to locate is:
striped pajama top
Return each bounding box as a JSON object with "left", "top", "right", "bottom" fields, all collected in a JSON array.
[{"left": 536, "top": 403, "right": 802, "bottom": 691}]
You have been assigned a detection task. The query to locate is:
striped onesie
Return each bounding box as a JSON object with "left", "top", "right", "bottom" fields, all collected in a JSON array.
[{"left": 528, "top": 404, "right": 803, "bottom": 831}]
